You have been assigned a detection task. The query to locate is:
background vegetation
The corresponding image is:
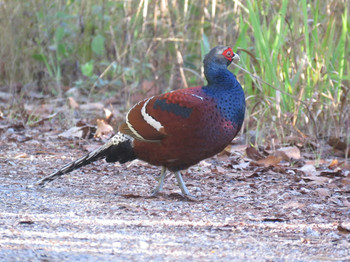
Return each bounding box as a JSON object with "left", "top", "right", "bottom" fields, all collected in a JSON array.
[{"left": 0, "top": 0, "right": 349, "bottom": 155}]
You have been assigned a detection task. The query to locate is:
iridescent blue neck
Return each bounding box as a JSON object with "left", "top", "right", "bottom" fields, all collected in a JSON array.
[
  {"left": 204, "top": 64, "right": 238, "bottom": 90},
  {"left": 202, "top": 63, "right": 245, "bottom": 127},
  {"left": 203, "top": 63, "right": 241, "bottom": 92}
]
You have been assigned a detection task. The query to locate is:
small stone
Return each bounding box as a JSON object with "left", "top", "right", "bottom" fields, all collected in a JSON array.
[
  {"left": 305, "top": 227, "right": 320, "bottom": 237},
  {"left": 327, "top": 232, "right": 340, "bottom": 240}
]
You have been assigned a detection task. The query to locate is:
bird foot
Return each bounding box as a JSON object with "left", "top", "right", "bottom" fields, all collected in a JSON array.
[
  {"left": 182, "top": 193, "right": 198, "bottom": 201},
  {"left": 150, "top": 188, "right": 161, "bottom": 197},
  {"left": 150, "top": 191, "right": 197, "bottom": 201}
]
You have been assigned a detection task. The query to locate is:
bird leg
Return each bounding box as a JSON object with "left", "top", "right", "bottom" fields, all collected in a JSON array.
[
  {"left": 174, "top": 171, "right": 196, "bottom": 199},
  {"left": 151, "top": 166, "right": 167, "bottom": 196}
]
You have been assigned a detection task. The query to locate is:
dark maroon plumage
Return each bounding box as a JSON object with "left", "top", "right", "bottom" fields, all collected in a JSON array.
[{"left": 37, "top": 46, "right": 245, "bottom": 198}]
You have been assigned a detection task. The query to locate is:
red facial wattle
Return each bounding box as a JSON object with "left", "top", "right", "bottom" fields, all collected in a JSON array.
[{"left": 222, "top": 48, "right": 234, "bottom": 61}]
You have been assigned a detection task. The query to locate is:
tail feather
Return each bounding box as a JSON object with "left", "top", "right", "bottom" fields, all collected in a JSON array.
[{"left": 37, "top": 133, "right": 135, "bottom": 186}]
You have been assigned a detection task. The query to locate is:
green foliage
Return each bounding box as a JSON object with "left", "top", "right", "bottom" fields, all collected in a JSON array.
[
  {"left": 0, "top": 0, "right": 349, "bottom": 146},
  {"left": 81, "top": 61, "right": 94, "bottom": 78},
  {"left": 91, "top": 35, "right": 105, "bottom": 56},
  {"left": 201, "top": 33, "right": 210, "bottom": 62}
]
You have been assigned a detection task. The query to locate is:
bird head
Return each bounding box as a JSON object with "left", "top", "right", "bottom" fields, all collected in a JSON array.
[{"left": 204, "top": 46, "right": 240, "bottom": 68}]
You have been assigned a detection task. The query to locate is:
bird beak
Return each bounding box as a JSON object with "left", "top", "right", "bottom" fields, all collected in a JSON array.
[{"left": 232, "top": 53, "right": 240, "bottom": 63}]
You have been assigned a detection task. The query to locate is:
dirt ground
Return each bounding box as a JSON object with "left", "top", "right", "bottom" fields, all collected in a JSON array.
[{"left": 1, "top": 116, "right": 350, "bottom": 261}]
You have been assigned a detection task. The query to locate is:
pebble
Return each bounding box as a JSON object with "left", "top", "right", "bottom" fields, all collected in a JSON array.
[{"left": 305, "top": 227, "right": 320, "bottom": 237}]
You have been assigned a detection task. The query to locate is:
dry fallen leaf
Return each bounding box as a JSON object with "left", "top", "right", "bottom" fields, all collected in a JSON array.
[
  {"left": 104, "top": 108, "right": 113, "bottom": 123},
  {"left": 328, "top": 137, "right": 350, "bottom": 156},
  {"left": 8, "top": 134, "right": 32, "bottom": 143},
  {"left": 14, "top": 153, "right": 29, "bottom": 159},
  {"left": 68, "top": 97, "right": 79, "bottom": 109},
  {"left": 328, "top": 137, "right": 348, "bottom": 151},
  {"left": 246, "top": 146, "right": 264, "bottom": 161},
  {"left": 315, "top": 188, "right": 331, "bottom": 198},
  {"left": 28, "top": 112, "right": 58, "bottom": 127},
  {"left": 273, "top": 150, "right": 290, "bottom": 162},
  {"left": 58, "top": 126, "right": 84, "bottom": 139},
  {"left": 302, "top": 175, "right": 330, "bottom": 184},
  {"left": 328, "top": 159, "right": 339, "bottom": 169},
  {"left": 231, "top": 161, "right": 250, "bottom": 170},
  {"left": 58, "top": 125, "right": 92, "bottom": 139},
  {"left": 252, "top": 155, "right": 283, "bottom": 167},
  {"left": 328, "top": 160, "right": 350, "bottom": 171},
  {"left": 284, "top": 201, "right": 306, "bottom": 209},
  {"left": 212, "top": 166, "right": 226, "bottom": 174},
  {"left": 285, "top": 135, "right": 305, "bottom": 146},
  {"left": 18, "top": 220, "right": 35, "bottom": 225},
  {"left": 299, "top": 164, "right": 319, "bottom": 176},
  {"left": 277, "top": 146, "right": 301, "bottom": 160},
  {"left": 121, "top": 194, "right": 144, "bottom": 199},
  {"left": 94, "top": 119, "right": 114, "bottom": 138},
  {"left": 320, "top": 170, "right": 343, "bottom": 178},
  {"left": 341, "top": 174, "right": 350, "bottom": 186},
  {"left": 337, "top": 223, "right": 350, "bottom": 234}
]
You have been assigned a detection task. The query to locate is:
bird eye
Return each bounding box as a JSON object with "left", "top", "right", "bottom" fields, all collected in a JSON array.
[{"left": 226, "top": 51, "right": 232, "bottom": 57}]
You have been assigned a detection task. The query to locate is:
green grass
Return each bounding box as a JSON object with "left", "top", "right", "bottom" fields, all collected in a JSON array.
[{"left": 0, "top": 0, "right": 349, "bottom": 151}]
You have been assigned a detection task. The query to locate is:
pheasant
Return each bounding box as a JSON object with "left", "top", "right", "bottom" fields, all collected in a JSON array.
[{"left": 37, "top": 45, "right": 246, "bottom": 198}]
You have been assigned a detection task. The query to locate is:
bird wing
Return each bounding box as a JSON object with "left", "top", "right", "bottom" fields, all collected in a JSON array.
[{"left": 119, "top": 87, "right": 206, "bottom": 142}]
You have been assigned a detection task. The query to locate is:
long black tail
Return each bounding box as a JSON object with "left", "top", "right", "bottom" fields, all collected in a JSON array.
[{"left": 37, "top": 133, "right": 136, "bottom": 186}]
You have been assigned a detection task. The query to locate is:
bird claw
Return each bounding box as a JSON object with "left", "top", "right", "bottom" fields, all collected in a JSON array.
[
  {"left": 150, "top": 188, "right": 161, "bottom": 197},
  {"left": 182, "top": 193, "right": 198, "bottom": 201}
]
